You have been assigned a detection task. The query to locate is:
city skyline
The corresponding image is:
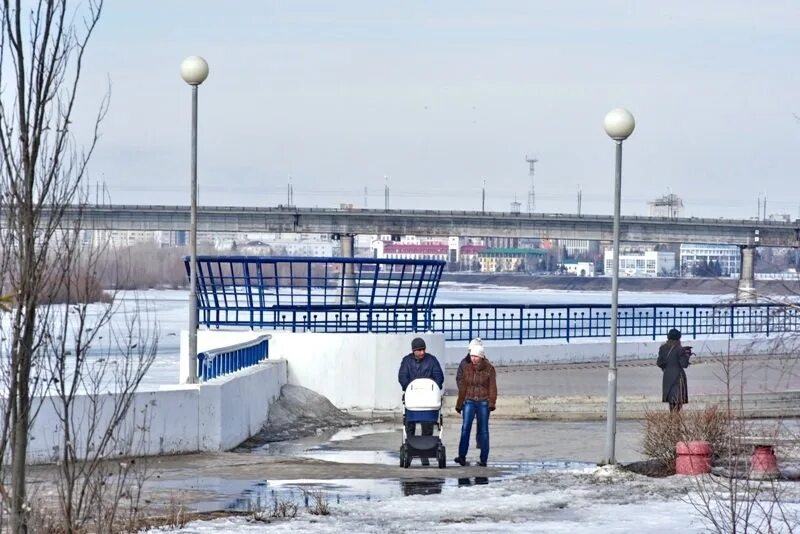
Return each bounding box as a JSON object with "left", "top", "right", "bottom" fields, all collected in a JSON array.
[{"left": 71, "top": 1, "right": 799, "bottom": 219}]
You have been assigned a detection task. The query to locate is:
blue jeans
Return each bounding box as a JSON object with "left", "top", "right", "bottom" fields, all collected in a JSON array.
[{"left": 458, "top": 399, "right": 489, "bottom": 464}]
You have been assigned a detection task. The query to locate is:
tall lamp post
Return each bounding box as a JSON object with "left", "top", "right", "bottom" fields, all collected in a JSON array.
[
  {"left": 603, "top": 107, "right": 635, "bottom": 464},
  {"left": 181, "top": 56, "right": 209, "bottom": 384}
]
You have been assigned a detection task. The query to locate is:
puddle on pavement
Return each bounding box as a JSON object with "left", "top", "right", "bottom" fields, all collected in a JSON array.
[
  {"left": 167, "top": 422, "right": 597, "bottom": 513},
  {"left": 298, "top": 449, "right": 398, "bottom": 465},
  {"left": 204, "top": 458, "right": 595, "bottom": 513},
  {"left": 328, "top": 424, "right": 397, "bottom": 441}
]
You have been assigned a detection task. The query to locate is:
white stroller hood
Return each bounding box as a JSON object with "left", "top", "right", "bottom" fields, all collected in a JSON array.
[{"left": 404, "top": 378, "right": 442, "bottom": 411}]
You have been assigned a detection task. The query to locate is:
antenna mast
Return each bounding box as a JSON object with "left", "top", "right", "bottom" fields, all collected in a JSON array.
[{"left": 525, "top": 155, "right": 538, "bottom": 213}]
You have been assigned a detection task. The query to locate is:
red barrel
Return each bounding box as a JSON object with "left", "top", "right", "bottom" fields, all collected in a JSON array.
[
  {"left": 750, "top": 445, "right": 779, "bottom": 478},
  {"left": 675, "top": 441, "right": 712, "bottom": 475}
]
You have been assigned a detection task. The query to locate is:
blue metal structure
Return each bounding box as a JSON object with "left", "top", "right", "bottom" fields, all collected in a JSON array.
[
  {"left": 186, "top": 256, "right": 800, "bottom": 343},
  {"left": 430, "top": 303, "right": 800, "bottom": 342},
  {"left": 196, "top": 335, "right": 270, "bottom": 382},
  {"left": 186, "top": 256, "right": 446, "bottom": 331}
]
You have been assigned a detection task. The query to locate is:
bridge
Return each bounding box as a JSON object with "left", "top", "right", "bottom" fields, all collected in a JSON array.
[
  {"left": 32, "top": 203, "right": 800, "bottom": 299},
  {"left": 43, "top": 204, "right": 800, "bottom": 247}
]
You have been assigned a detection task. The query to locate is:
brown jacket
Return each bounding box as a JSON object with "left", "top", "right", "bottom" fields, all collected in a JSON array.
[{"left": 456, "top": 359, "right": 497, "bottom": 411}]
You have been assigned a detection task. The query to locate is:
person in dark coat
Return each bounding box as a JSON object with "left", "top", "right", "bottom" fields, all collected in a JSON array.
[
  {"left": 398, "top": 337, "right": 444, "bottom": 465},
  {"left": 657, "top": 328, "right": 690, "bottom": 412}
]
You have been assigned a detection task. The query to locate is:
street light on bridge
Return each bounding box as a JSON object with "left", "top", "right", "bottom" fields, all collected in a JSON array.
[
  {"left": 181, "top": 55, "right": 209, "bottom": 384},
  {"left": 603, "top": 107, "right": 635, "bottom": 465}
]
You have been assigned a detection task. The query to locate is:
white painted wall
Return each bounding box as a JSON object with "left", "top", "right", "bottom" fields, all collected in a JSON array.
[
  {"left": 24, "top": 359, "right": 285, "bottom": 465},
  {"left": 183, "top": 330, "right": 445, "bottom": 411},
  {"left": 443, "top": 336, "right": 781, "bottom": 367},
  {"left": 266, "top": 332, "right": 446, "bottom": 411}
]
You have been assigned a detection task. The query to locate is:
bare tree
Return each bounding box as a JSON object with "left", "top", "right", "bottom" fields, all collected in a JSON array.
[
  {"left": 43, "top": 222, "right": 157, "bottom": 532},
  {"left": 0, "top": 1, "right": 153, "bottom": 531}
]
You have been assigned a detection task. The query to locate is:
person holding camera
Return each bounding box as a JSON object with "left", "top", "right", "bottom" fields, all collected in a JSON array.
[{"left": 656, "top": 328, "right": 691, "bottom": 413}]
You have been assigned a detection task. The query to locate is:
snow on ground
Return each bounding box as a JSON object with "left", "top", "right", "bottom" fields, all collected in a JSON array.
[{"left": 151, "top": 465, "right": 800, "bottom": 533}]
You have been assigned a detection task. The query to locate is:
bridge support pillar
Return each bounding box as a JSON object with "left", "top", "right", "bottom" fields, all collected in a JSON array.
[
  {"left": 337, "top": 233, "right": 357, "bottom": 304},
  {"left": 737, "top": 245, "right": 756, "bottom": 301}
]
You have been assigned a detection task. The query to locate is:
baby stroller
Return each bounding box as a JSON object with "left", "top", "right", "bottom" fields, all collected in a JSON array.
[{"left": 399, "top": 378, "right": 446, "bottom": 469}]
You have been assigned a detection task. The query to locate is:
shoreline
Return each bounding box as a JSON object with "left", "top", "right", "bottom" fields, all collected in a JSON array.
[{"left": 441, "top": 273, "right": 800, "bottom": 295}]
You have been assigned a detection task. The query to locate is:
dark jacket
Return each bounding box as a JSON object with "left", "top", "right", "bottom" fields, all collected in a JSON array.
[
  {"left": 657, "top": 340, "right": 689, "bottom": 404},
  {"left": 456, "top": 359, "right": 497, "bottom": 411},
  {"left": 398, "top": 352, "right": 444, "bottom": 391}
]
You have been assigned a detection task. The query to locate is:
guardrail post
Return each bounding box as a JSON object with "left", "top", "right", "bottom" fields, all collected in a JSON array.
[
  {"left": 197, "top": 353, "right": 205, "bottom": 382},
  {"left": 692, "top": 306, "right": 697, "bottom": 339},
  {"left": 652, "top": 306, "right": 657, "bottom": 340},
  {"left": 519, "top": 307, "right": 523, "bottom": 345},
  {"left": 468, "top": 307, "right": 473, "bottom": 341},
  {"left": 566, "top": 310, "right": 571, "bottom": 343},
  {"left": 765, "top": 305, "right": 770, "bottom": 337},
  {"left": 729, "top": 305, "right": 735, "bottom": 339}
]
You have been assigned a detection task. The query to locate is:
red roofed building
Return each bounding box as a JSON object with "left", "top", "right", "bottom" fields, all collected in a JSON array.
[{"left": 380, "top": 243, "right": 449, "bottom": 261}]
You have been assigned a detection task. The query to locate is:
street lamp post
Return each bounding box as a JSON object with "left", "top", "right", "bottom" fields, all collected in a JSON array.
[
  {"left": 181, "top": 56, "right": 209, "bottom": 384},
  {"left": 603, "top": 107, "right": 635, "bottom": 465}
]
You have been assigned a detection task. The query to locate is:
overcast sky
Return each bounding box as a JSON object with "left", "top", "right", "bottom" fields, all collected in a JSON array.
[{"left": 73, "top": 1, "right": 799, "bottom": 219}]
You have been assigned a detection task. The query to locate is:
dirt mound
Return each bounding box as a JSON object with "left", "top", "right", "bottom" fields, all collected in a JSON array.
[{"left": 238, "top": 385, "right": 364, "bottom": 446}]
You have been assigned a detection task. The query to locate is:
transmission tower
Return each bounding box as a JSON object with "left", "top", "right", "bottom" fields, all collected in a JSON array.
[{"left": 525, "top": 155, "right": 538, "bottom": 213}]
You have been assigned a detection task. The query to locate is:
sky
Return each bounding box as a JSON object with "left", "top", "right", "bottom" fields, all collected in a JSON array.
[{"left": 68, "top": 1, "right": 800, "bottom": 218}]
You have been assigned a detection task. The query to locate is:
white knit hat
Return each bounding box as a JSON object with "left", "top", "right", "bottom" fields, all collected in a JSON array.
[
  {"left": 468, "top": 338, "right": 485, "bottom": 358},
  {"left": 468, "top": 337, "right": 483, "bottom": 351}
]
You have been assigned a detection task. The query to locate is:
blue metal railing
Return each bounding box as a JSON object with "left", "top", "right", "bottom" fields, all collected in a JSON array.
[
  {"left": 192, "top": 302, "right": 800, "bottom": 343},
  {"left": 186, "top": 256, "right": 446, "bottom": 331},
  {"left": 430, "top": 303, "right": 800, "bottom": 342},
  {"left": 196, "top": 335, "right": 271, "bottom": 382}
]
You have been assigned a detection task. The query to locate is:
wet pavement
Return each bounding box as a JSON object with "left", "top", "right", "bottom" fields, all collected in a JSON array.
[{"left": 132, "top": 419, "right": 642, "bottom": 514}]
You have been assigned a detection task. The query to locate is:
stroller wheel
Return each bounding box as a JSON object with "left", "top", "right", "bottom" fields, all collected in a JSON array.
[
  {"left": 400, "top": 445, "right": 411, "bottom": 468},
  {"left": 437, "top": 445, "right": 446, "bottom": 469}
]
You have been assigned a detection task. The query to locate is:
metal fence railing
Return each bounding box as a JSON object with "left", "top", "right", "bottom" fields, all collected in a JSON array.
[
  {"left": 186, "top": 256, "right": 446, "bottom": 331},
  {"left": 184, "top": 257, "right": 800, "bottom": 343},
  {"left": 429, "top": 303, "right": 800, "bottom": 342},
  {"left": 196, "top": 335, "right": 271, "bottom": 382},
  {"left": 194, "top": 303, "right": 800, "bottom": 343}
]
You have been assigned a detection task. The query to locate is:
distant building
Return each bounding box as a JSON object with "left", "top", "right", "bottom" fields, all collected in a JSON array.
[
  {"left": 559, "top": 239, "right": 592, "bottom": 256},
  {"left": 649, "top": 193, "right": 684, "bottom": 219},
  {"left": 377, "top": 243, "right": 449, "bottom": 261},
  {"left": 560, "top": 260, "right": 595, "bottom": 277},
  {"left": 478, "top": 247, "right": 547, "bottom": 272},
  {"left": 604, "top": 249, "right": 675, "bottom": 277},
  {"left": 459, "top": 244, "right": 487, "bottom": 270},
  {"left": 679, "top": 244, "right": 740, "bottom": 276}
]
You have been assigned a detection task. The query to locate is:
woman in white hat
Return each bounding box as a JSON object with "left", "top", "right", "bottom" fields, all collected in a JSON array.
[{"left": 454, "top": 341, "right": 497, "bottom": 467}]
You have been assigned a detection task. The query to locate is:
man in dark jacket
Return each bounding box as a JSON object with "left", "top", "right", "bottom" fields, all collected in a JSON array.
[{"left": 398, "top": 337, "right": 444, "bottom": 465}]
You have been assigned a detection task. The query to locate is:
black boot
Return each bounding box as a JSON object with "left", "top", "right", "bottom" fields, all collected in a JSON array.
[{"left": 453, "top": 456, "right": 466, "bottom": 466}]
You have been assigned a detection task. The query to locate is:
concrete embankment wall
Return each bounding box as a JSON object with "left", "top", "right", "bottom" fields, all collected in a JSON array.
[
  {"left": 25, "top": 357, "right": 285, "bottom": 465},
  {"left": 180, "top": 330, "right": 445, "bottom": 412},
  {"left": 266, "top": 331, "right": 445, "bottom": 412}
]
